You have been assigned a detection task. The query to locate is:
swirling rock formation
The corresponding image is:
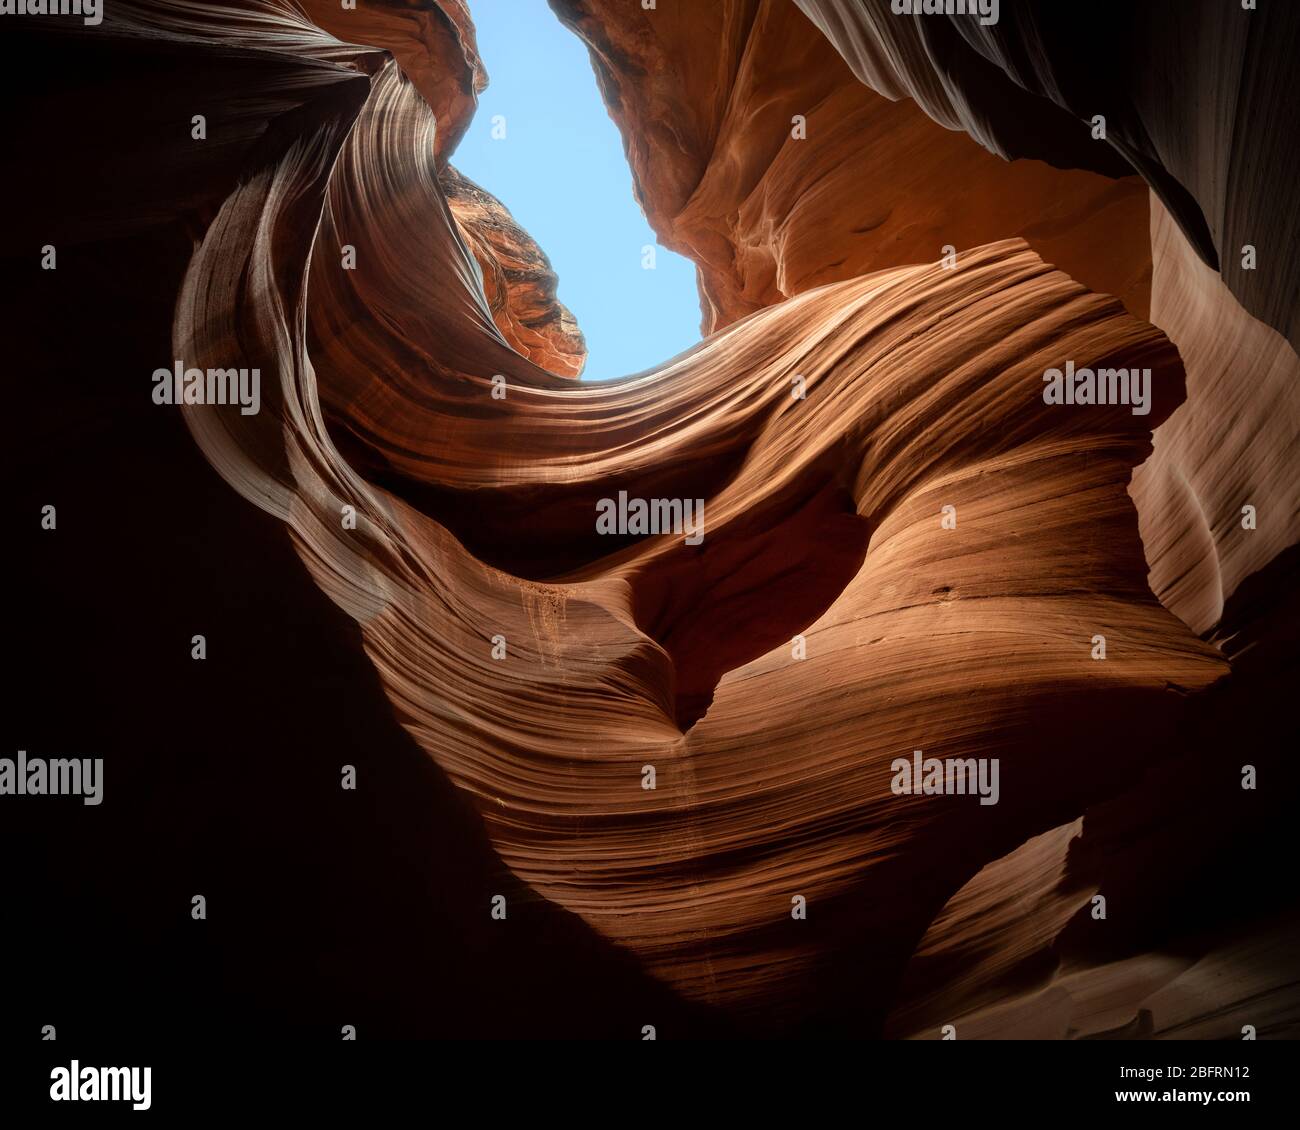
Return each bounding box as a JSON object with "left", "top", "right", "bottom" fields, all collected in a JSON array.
[
  {"left": 300, "top": 0, "right": 485, "bottom": 163},
  {"left": 781, "top": 0, "right": 1300, "bottom": 677},
  {"left": 796, "top": 0, "right": 1300, "bottom": 352},
  {"left": 169, "top": 8, "right": 1227, "bottom": 1024},
  {"left": 12, "top": 0, "right": 1297, "bottom": 1037},
  {"left": 551, "top": 0, "right": 1152, "bottom": 332},
  {"left": 440, "top": 164, "right": 587, "bottom": 378},
  {"left": 1131, "top": 197, "right": 1300, "bottom": 634}
]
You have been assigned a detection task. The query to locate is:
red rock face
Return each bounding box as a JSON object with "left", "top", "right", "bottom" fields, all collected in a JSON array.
[
  {"left": 1131, "top": 197, "right": 1300, "bottom": 636},
  {"left": 440, "top": 165, "right": 587, "bottom": 378},
  {"left": 797, "top": 0, "right": 1300, "bottom": 352},
  {"left": 9, "top": 0, "right": 1298, "bottom": 1039},
  {"left": 553, "top": 0, "right": 1153, "bottom": 333},
  {"left": 300, "top": 0, "right": 486, "bottom": 164}
]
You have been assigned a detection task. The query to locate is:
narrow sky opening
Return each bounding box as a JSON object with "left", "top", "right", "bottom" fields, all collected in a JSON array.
[{"left": 451, "top": 0, "right": 703, "bottom": 382}]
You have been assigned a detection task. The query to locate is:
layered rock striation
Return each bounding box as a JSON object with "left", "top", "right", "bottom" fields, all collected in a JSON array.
[{"left": 14, "top": 0, "right": 1297, "bottom": 1035}]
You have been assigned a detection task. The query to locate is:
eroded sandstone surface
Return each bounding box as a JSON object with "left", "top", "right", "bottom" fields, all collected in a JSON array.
[{"left": 12, "top": 0, "right": 1297, "bottom": 1036}]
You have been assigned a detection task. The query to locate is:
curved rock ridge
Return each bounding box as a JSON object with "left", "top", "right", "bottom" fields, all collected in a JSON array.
[
  {"left": 165, "top": 17, "right": 1225, "bottom": 1019},
  {"left": 300, "top": 0, "right": 486, "bottom": 164},
  {"left": 290, "top": 0, "right": 584, "bottom": 377},
  {"left": 440, "top": 164, "right": 587, "bottom": 378},
  {"left": 882, "top": 819, "right": 1091, "bottom": 1037},
  {"left": 784, "top": 1, "right": 1299, "bottom": 661},
  {"left": 551, "top": 0, "right": 1152, "bottom": 334},
  {"left": 1130, "top": 196, "right": 1300, "bottom": 635},
  {"left": 796, "top": 0, "right": 1300, "bottom": 353}
]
